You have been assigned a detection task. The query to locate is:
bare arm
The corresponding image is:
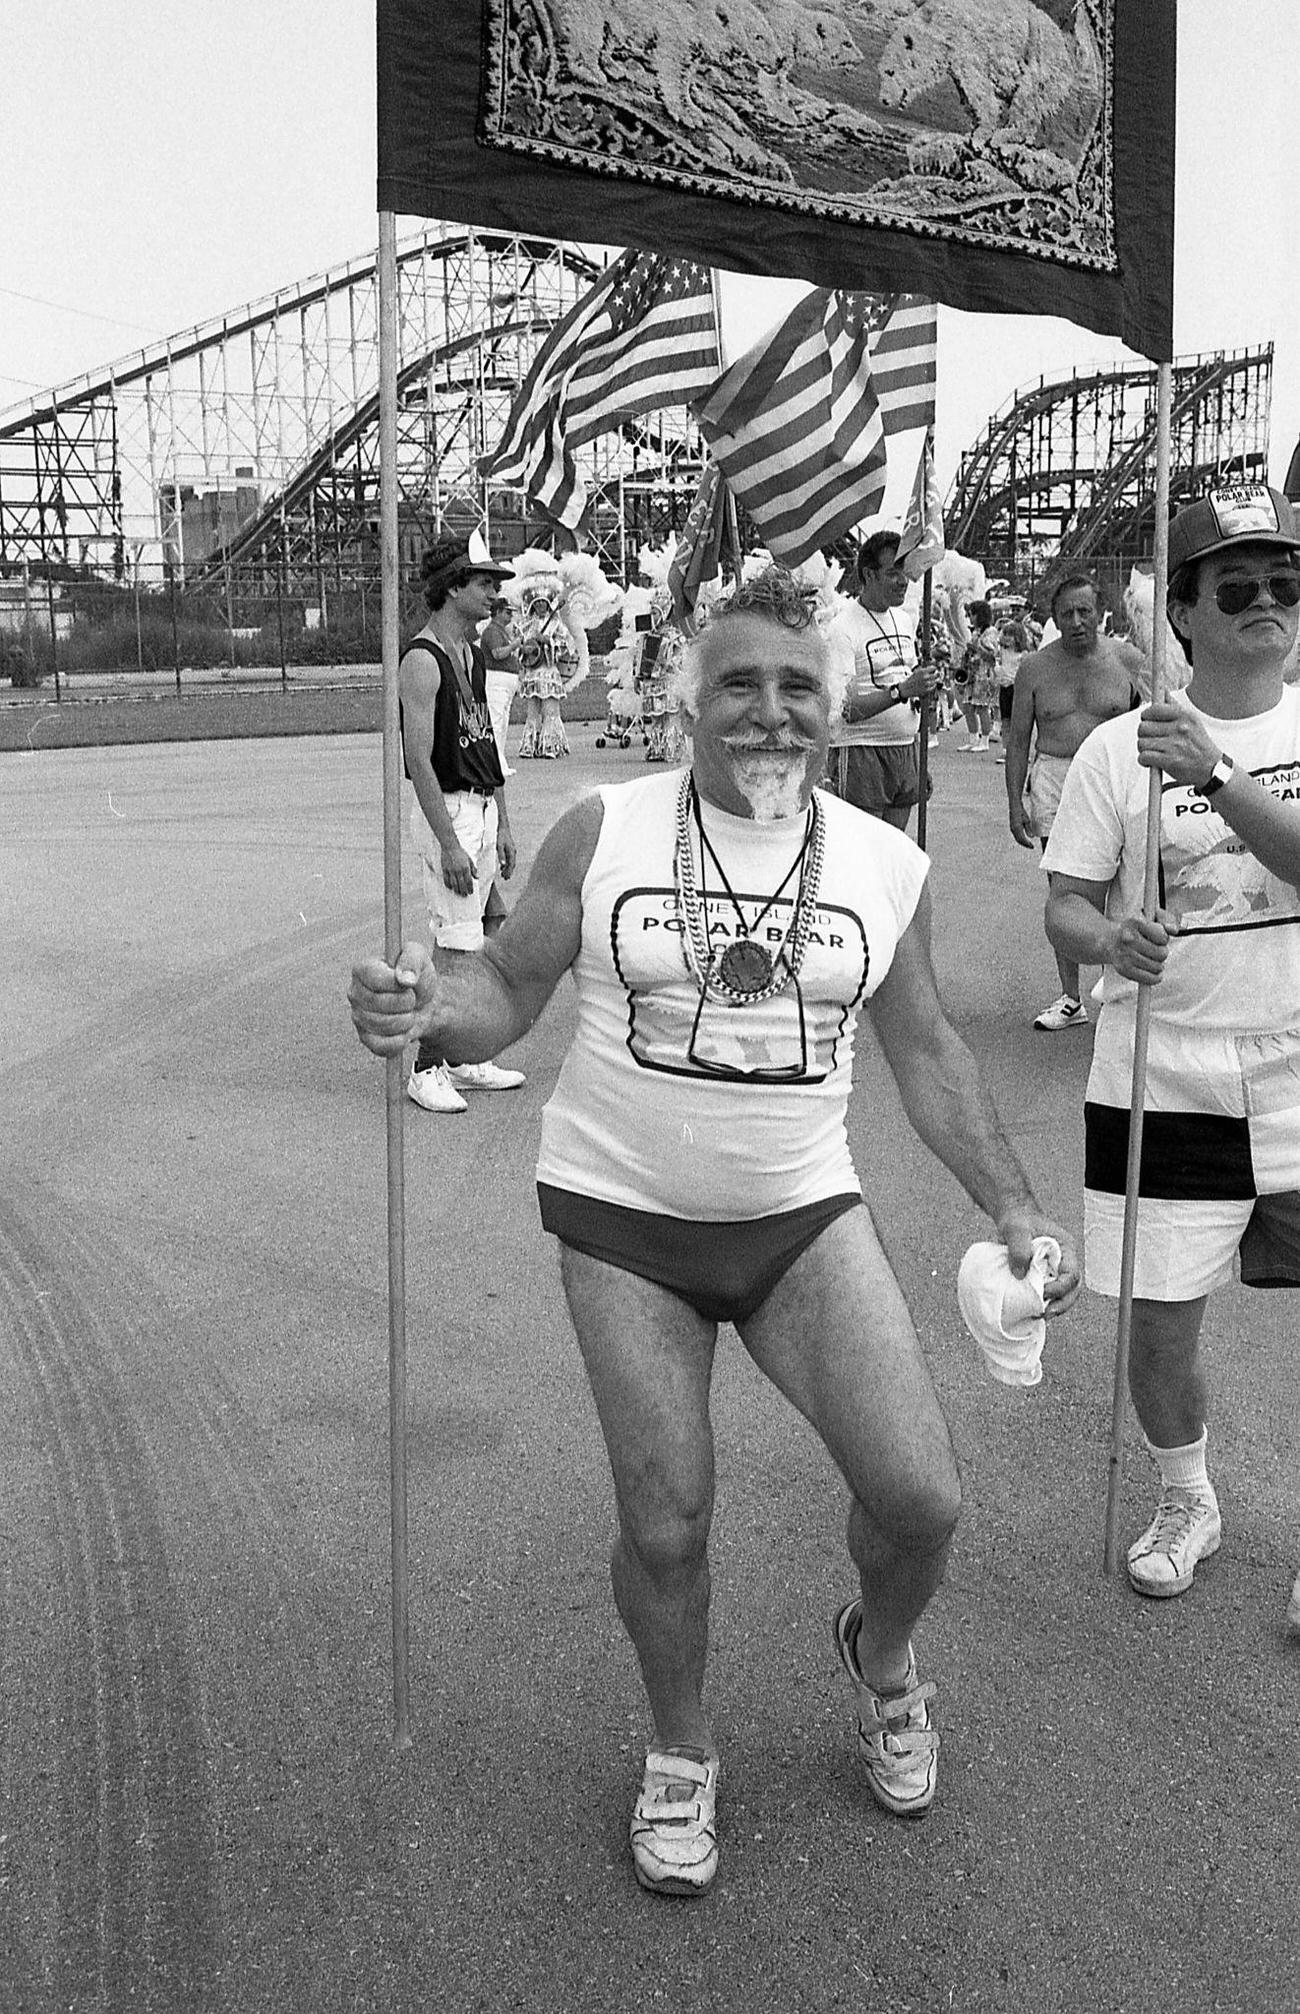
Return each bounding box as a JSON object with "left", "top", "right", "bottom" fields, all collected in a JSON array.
[
  {"left": 1139, "top": 701, "right": 1300, "bottom": 889},
  {"left": 1043, "top": 871, "right": 1173, "bottom": 983},
  {"left": 841, "top": 656, "right": 938, "bottom": 721},
  {"left": 399, "top": 647, "right": 476, "bottom": 895},
  {"left": 867, "top": 885, "right": 1080, "bottom": 1305},
  {"left": 349, "top": 794, "right": 604, "bottom": 1064},
  {"left": 1004, "top": 658, "right": 1038, "bottom": 846}
]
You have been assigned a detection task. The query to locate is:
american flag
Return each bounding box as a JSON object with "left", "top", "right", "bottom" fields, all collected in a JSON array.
[
  {"left": 695, "top": 291, "right": 936, "bottom": 568},
  {"left": 480, "top": 250, "right": 720, "bottom": 532}
]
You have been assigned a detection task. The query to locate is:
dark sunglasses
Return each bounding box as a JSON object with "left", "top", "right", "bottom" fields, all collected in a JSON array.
[{"left": 1212, "top": 573, "right": 1300, "bottom": 616}]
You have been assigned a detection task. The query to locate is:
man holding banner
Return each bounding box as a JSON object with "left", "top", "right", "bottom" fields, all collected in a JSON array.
[
  {"left": 1042, "top": 487, "right": 1300, "bottom": 1612},
  {"left": 828, "top": 530, "right": 939, "bottom": 832},
  {"left": 352, "top": 568, "right": 1079, "bottom": 1894}
]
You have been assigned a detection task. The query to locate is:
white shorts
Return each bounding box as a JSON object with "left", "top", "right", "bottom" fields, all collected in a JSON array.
[
  {"left": 1084, "top": 1008, "right": 1300, "bottom": 1299},
  {"left": 1027, "top": 751, "right": 1072, "bottom": 842},
  {"left": 410, "top": 790, "right": 498, "bottom": 951}
]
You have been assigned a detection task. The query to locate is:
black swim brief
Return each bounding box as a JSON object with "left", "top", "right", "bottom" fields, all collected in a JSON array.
[{"left": 537, "top": 1184, "right": 863, "bottom": 1326}]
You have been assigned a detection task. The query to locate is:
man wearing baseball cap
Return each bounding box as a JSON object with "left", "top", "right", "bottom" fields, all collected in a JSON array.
[
  {"left": 400, "top": 532, "right": 526, "bottom": 1113},
  {"left": 1041, "top": 484, "right": 1300, "bottom": 1623}
]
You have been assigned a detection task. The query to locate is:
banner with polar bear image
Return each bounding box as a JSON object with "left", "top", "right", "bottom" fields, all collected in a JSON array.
[{"left": 377, "top": 0, "right": 1174, "bottom": 359}]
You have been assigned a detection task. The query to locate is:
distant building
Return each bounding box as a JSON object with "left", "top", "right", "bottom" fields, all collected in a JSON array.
[
  {"left": 0, "top": 575, "right": 73, "bottom": 639},
  {"left": 159, "top": 466, "right": 262, "bottom": 574}
]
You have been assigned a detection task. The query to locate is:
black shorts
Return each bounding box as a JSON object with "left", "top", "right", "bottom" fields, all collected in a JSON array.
[
  {"left": 537, "top": 1185, "right": 863, "bottom": 1326},
  {"left": 832, "top": 743, "right": 931, "bottom": 815}
]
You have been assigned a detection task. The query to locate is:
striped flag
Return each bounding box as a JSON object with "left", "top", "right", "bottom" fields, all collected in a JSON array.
[
  {"left": 873, "top": 297, "right": 937, "bottom": 438},
  {"left": 897, "top": 431, "right": 946, "bottom": 579},
  {"left": 480, "top": 250, "right": 720, "bottom": 532},
  {"left": 667, "top": 462, "right": 731, "bottom": 632},
  {"left": 697, "top": 289, "right": 926, "bottom": 568}
]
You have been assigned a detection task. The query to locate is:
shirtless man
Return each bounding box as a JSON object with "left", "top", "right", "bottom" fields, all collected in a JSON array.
[{"left": 1005, "top": 574, "right": 1145, "bottom": 1030}]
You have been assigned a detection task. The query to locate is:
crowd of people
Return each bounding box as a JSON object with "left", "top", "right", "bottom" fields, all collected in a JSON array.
[{"left": 352, "top": 487, "right": 1300, "bottom": 1898}]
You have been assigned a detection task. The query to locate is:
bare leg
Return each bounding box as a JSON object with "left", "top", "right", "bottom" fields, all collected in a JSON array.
[
  {"left": 559, "top": 1247, "right": 720, "bottom": 1755},
  {"left": 1054, "top": 951, "right": 1081, "bottom": 1001},
  {"left": 737, "top": 1207, "right": 960, "bottom": 1694},
  {"left": 1128, "top": 1296, "right": 1209, "bottom": 1448}
]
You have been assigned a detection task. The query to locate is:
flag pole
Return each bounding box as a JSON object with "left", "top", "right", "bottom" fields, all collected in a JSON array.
[
  {"left": 917, "top": 568, "right": 933, "bottom": 852},
  {"left": 708, "top": 270, "right": 741, "bottom": 579},
  {"left": 1103, "top": 359, "right": 1173, "bottom": 1574},
  {"left": 378, "top": 209, "right": 413, "bottom": 1742}
]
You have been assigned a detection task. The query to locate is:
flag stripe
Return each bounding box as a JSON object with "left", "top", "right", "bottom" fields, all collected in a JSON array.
[
  {"left": 874, "top": 301, "right": 937, "bottom": 434},
  {"left": 481, "top": 250, "right": 719, "bottom": 529}
]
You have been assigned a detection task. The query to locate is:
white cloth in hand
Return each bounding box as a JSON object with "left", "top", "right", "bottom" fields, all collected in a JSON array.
[{"left": 957, "top": 1237, "right": 1062, "bottom": 1387}]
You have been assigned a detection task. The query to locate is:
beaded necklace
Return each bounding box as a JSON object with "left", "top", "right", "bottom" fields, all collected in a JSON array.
[{"left": 673, "top": 773, "right": 825, "bottom": 1006}]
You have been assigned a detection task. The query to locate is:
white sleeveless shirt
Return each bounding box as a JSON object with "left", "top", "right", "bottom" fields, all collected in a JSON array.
[{"left": 536, "top": 769, "right": 930, "bottom": 1219}]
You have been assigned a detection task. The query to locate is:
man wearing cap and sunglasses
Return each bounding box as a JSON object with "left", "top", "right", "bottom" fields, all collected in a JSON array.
[
  {"left": 400, "top": 534, "right": 527, "bottom": 1113},
  {"left": 1042, "top": 484, "right": 1300, "bottom": 1623},
  {"left": 352, "top": 566, "right": 1079, "bottom": 1894}
]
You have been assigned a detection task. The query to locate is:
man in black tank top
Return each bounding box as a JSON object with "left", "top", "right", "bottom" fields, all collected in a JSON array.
[{"left": 399, "top": 535, "right": 526, "bottom": 1112}]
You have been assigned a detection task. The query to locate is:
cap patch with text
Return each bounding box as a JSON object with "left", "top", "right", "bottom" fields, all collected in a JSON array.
[{"left": 1168, "top": 484, "right": 1299, "bottom": 574}]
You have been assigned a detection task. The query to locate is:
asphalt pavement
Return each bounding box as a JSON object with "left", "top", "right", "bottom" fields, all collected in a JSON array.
[{"left": 2, "top": 724, "right": 1297, "bottom": 2014}]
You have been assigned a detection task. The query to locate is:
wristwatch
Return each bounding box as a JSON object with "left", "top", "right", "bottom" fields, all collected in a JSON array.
[
  {"left": 1199, "top": 753, "right": 1234, "bottom": 798},
  {"left": 887, "top": 683, "right": 902, "bottom": 704}
]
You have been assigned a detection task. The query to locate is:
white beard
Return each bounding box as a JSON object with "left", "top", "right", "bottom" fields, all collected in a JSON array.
[{"left": 729, "top": 752, "right": 808, "bottom": 822}]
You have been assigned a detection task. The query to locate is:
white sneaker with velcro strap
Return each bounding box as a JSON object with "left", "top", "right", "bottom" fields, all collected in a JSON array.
[
  {"left": 834, "top": 1599, "right": 937, "bottom": 1817},
  {"left": 629, "top": 1747, "right": 719, "bottom": 1896}
]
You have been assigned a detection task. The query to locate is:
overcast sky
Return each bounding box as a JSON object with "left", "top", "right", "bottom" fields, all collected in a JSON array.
[{"left": 3, "top": 2, "right": 1296, "bottom": 513}]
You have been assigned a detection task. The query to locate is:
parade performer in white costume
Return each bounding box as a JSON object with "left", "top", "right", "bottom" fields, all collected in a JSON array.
[{"left": 506, "top": 549, "right": 621, "bottom": 760}]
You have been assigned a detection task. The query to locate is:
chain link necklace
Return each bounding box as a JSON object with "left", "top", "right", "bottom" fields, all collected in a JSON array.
[{"left": 673, "top": 774, "right": 825, "bottom": 1006}]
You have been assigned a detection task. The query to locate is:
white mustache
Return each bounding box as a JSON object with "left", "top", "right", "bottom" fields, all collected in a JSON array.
[{"left": 723, "top": 734, "right": 817, "bottom": 753}]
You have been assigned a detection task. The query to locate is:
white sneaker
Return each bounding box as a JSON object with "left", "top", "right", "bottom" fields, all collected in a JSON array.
[
  {"left": 445, "top": 1061, "right": 526, "bottom": 1092},
  {"left": 1127, "top": 1485, "right": 1221, "bottom": 1598},
  {"left": 1033, "top": 994, "right": 1087, "bottom": 1032},
  {"left": 834, "top": 1600, "right": 937, "bottom": 1817},
  {"left": 405, "top": 1064, "right": 468, "bottom": 1114},
  {"left": 630, "top": 1748, "right": 719, "bottom": 1896}
]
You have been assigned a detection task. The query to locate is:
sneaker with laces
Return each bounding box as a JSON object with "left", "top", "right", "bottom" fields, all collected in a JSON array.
[
  {"left": 1127, "top": 1485, "right": 1222, "bottom": 1598},
  {"left": 1034, "top": 993, "right": 1087, "bottom": 1032},
  {"left": 629, "top": 1747, "right": 719, "bottom": 1896},
  {"left": 405, "top": 1063, "right": 468, "bottom": 1113},
  {"left": 833, "top": 1600, "right": 937, "bottom": 1817},
  {"left": 445, "top": 1060, "right": 526, "bottom": 1092}
]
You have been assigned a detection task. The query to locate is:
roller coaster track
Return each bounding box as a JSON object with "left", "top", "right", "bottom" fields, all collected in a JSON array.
[
  {"left": 0, "top": 227, "right": 706, "bottom": 591},
  {"left": 947, "top": 345, "right": 1272, "bottom": 567}
]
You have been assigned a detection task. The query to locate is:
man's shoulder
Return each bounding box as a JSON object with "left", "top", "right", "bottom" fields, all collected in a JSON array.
[
  {"left": 1015, "top": 640, "right": 1055, "bottom": 680},
  {"left": 1096, "top": 634, "right": 1146, "bottom": 681},
  {"left": 399, "top": 631, "right": 447, "bottom": 677}
]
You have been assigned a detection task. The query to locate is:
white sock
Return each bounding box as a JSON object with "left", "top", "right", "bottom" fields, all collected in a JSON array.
[{"left": 1147, "top": 1427, "right": 1210, "bottom": 1493}]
